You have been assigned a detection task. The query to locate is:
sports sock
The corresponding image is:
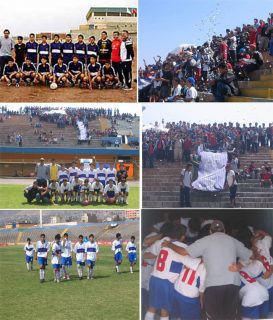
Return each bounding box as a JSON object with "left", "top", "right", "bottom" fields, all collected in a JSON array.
[
  {"left": 130, "top": 266, "right": 133, "bottom": 273},
  {"left": 116, "top": 265, "right": 119, "bottom": 272},
  {"left": 77, "top": 265, "right": 81, "bottom": 277},
  {"left": 27, "top": 263, "right": 30, "bottom": 271}
]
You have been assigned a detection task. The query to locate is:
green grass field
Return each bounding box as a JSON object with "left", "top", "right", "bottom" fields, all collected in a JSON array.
[
  {"left": 0, "top": 184, "right": 139, "bottom": 209},
  {"left": 0, "top": 245, "right": 139, "bottom": 320}
]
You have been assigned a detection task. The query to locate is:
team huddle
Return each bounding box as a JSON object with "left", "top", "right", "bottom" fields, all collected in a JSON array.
[
  {"left": 1, "top": 30, "right": 134, "bottom": 90},
  {"left": 24, "top": 159, "right": 130, "bottom": 206},
  {"left": 24, "top": 232, "right": 137, "bottom": 283},
  {"left": 142, "top": 215, "right": 273, "bottom": 320}
]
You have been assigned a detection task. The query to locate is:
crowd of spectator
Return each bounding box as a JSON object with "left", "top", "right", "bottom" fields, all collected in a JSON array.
[{"left": 139, "top": 14, "right": 273, "bottom": 102}]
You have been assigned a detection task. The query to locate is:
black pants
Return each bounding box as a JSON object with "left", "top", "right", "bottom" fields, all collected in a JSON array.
[
  {"left": 121, "top": 61, "right": 132, "bottom": 88},
  {"left": 112, "top": 61, "right": 123, "bottom": 84},
  {"left": 204, "top": 285, "right": 240, "bottom": 320},
  {"left": 180, "top": 186, "right": 191, "bottom": 207},
  {"left": 0, "top": 55, "right": 12, "bottom": 77}
]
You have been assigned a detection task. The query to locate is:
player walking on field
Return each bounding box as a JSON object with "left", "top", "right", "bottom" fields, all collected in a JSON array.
[
  {"left": 24, "top": 237, "right": 35, "bottom": 271},
  {"left": 85, "top": 234, "right": 99, "bottom": 280},
  {"left": 51, "top": 234, "right": 62, "bottom": 283},
  {"left": 126, "top": 236, "right": 137, "bottom": 273},
  {"left": 112, "top": 233, "right": 123, "bottom": 273},
  {"left": 74, "top": 235, "right": 86, "bottom": 280},
  {"left": 61, "top": 233, "right": 73, "bottom": 280},
  {"left": 36, "top": 233, "right": 50, "bottom": 283}
]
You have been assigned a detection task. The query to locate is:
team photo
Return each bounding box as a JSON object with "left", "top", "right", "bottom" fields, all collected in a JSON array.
[{"left": 0, "top": 0, "right": 137, "bottom": 102}]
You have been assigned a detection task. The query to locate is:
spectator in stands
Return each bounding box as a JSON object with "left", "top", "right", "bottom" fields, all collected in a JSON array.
[
  {"left": 35, "top": 158, "right": 49, "bottom": 187},
  {"left": 180, "top": 163, "right": 193, "bottom": 207},
  {"left": 184, "top": 77, "right": 198, "bottom": 102},
  {"left": 260, "top": 167, "right": 272, "bottom": 187}
]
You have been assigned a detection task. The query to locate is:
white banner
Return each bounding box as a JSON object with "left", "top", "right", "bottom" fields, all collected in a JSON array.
[
  {"left": 192, "top": 151, "right": 228, "bottom": 192},
  {"left": 77, "top": 121, "right": 87, "bottom": 140}
]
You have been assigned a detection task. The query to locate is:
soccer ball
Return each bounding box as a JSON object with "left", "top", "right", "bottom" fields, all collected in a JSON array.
[
  {"left": 81, "top": 200, "right": 89, "bottom": 206},
  {"left": 50, "top": 82, "right": 58, "bottom": 90}
]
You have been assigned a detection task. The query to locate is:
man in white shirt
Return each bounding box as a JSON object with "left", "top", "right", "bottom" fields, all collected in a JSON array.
[
  {"left": 180, "top": 163, "right": 193, "bottom": 207},
  {"left": 226, "top": 163, "right": 238, "bottom": 208},
  {"left": 166, "top": 78, "right": 182, "bottom": 102}
]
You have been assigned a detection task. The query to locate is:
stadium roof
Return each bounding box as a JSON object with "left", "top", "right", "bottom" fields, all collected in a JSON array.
[{"left": 89, "top": 0, "right": 137, "bottom": 9}]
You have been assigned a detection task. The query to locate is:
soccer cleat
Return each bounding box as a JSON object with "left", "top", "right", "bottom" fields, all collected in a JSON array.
[
  {"left": 66, "top": 276, "right": 70, "bottom": 280},
  {"left": 57, "top": 279, "right": 60, "bottom": 283},
  {"left": 123, "top": 87, "right": 133, "bottom": 91},
  {"left": 16, "top": 83, "right": 20, "bottom": 88}
]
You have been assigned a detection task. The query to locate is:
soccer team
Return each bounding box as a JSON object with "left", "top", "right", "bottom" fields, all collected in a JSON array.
[
  {"left": 0, "top": 29, "right": 134, "bottom": 90},
  {"left": 24, "top": 160, "right": 130, "bottom": 205},
  {"left": 24, "top": 232, "right": 137, "bottom": 283}
]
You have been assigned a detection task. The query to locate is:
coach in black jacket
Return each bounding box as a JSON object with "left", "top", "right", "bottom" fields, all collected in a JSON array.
[{"left": 120, "top": 30, "right": 134, "bottom": 91}]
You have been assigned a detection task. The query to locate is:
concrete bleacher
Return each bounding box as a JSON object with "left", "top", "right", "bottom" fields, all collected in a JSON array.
[{"left": 143, "top": 147, "right": 273, "bottom": 208}]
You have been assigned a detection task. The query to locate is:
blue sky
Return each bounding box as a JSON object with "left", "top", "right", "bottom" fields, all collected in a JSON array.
[{"left": 139, "top": 0, "right": 272, "bottom": 67}]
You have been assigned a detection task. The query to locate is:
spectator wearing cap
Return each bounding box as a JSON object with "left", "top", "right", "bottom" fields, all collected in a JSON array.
[
  {"left": 162, "top": 220, "right": 253, "bottom": 320},
  {"left": 35, "top": 158, "right": 49, "bottom": 187},
  {"left": 184, "top": 77, "right": 198, "bottom": 102},
  {"left": 0, "top": 29, "right": 15, "bottom": 77}
]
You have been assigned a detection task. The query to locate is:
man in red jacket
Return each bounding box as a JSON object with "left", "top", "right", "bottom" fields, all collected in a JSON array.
[{"left": 111, "top": 31, "right": 123, "bottom": 86}]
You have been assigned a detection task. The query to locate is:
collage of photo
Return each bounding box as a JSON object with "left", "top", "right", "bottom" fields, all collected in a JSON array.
[{"left": 0, "top": 0, "right": 272, "bottom": 320}]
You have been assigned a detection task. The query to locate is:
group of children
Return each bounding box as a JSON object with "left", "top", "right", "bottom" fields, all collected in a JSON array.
[
  {"left": 142, "top": 215, "right": 273, "bottom": 320},
  {"left": 1, "top": 31, "right": 134, "bottom": 90},
  {"left": 24, "top": 232, "right": 137, "bottom": 283},
  {"left": 24, "top": 161, "right": 130, "bottom": 205}
]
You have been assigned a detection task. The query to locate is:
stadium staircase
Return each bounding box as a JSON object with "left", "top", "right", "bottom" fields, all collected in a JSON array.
[
  {"left": 199, "top": 53, "right": 273, "bottom": 102},
  {"left": 142, "top": 147, "right": 273, "bottom": 208}
]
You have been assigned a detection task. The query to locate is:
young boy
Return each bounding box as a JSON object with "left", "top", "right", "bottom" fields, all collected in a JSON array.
[
  {"left": 25, "top": 33, "right": 38, "bottom": 64},
  {"left": 48, "top": 179, "right": 60, "bottom": 204},
  {"left": 15, "top": 36, "right": 26, "bottom": 68},
  {"left": 86, "top": 36, "right": 99, "bottom": 60},
  {"left": 59, "top": 178, "right": 71, "bottom": 203},
  {"left": 112, "top": 233, "right": 123, "bottom": 273},
  {"left": 36, "top": 233, "right": 50, "bottom": 283},
  {"left": 61, "top": 233, "right": 73, "bottom": 280},
  {"left": 50, "top": 34, "right": 62, "bottom": 67},
  {"left": 51, "top": 234, "right": 62, "bottom": 283},
  {"left": 126, "top": 236, "right": 137, "bottom": 273},
  {"left": 85, "top": 234, "right": 99, "bottom": 280},
  {"left": 74, "top": 34, "right": 86, "bottom": 65},
  {"left": 58, "top": 164, "right": 69, "bottom": 184},
  {"left": 61, "top": 34, "right": 74, "bottom": 65},
  {"left": 24, "top": 238, "right": 35, "bottom": 271},
  {"left": 101, "top": 61, "right": 118, "bottom": 88},
  {"left": 74, "top": 235, "right": 86, "bottom": 280},
  {"left": 38, "top": 35, "right": 50, "bottom": 63},
  {"left": 91, "top": 178, "right": 104, "bottom": 203},
  {"left": 81, "top": 178, "right": 92, "bottom": 202},
  {"left": 21, "top": 58, "right": 36, "bottom": 85},
  {"left": 106, "top": 163, "right": 117, "bottom": 184},
  {"left": 104, "top": 179, "right": 119, "bottom": 204},
  {"left": 36, "top": 56, "right": 52, "bottom": 85},
  {"left": 68, "top": 55, "right": 84, "bottom": 87},
  {"left": 86, "top": 55, "right": 102, "bottom": 89},
  {"left": 70, "top": 176, "right": 83, "bottom": 202},
  {"left": 53, "top": 56, "right": 68, "bottom": 86},
  {"left": 68, "top": 161, "right": 79, "bottom": 182},
  {"left": 117, "top": 178, "right": 129, "bottom": 204},
  {"left": 87, "top": 163, "right": 97, "bottom": 184},
  {"left": 2, "top": 59, "right": 21, "bottom": 87},
  {"left": 96, "top": 163, "right": 107, "bottom": 187}
]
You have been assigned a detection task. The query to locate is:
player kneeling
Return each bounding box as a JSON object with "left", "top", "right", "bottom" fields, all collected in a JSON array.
[
  {"left": 85, "top": 234, "right": 99, "bottom": 280},
  {"left": 91, "top": 178, "right": 104, "bottom": 203},
  {"left": 101, "top": 61, "right": 118, "bottom": 88},
  {"left": 51, "top": 234, "right": 62, "bottom": 283},
  {"left": 70, "top": 176, "right": 83, "bottom": 202},
  {"left": 36, "top": 234, "right": 50, "bottom": 283},
  {"left": 2, "top": 58, "right": 21, "bottom": 87},
  {"left": 86, "top": 55, "right": 102, "bottom": 89},
  {"left": 59, "top": 179, "right": 71, "bottom": 203},
  {"left": 74, "top": 235, "right": 86, "bottom": 280},
  {"left": 68, "top": 55, "right": 85, "bottom": 87},
  {"left": 21, "top": 58, "right": 37, "bottom": 86},
  {"left": 126, "top": 236, "right": 137, "bottom": 273},
  {"left": 24, "top": 238, "right": 35, "bottom": 271},
  {"left": 118, "top": 178, "right": 129, "bottom": 205},
  {"left": 48, "top": 179, "right": 60, "bottom": 204},
  {"left": 36, "top": 56, "right": 52, "bottom": 85},
  {"left": 53, "top": 56, "right": 68, "bottom": 86},
  {"left": 112, "top": 233, "right": 123, "bottom": 273},
  {"left": 104, "top": 179, "right": 119, "bottom": 204},
  {"left": 81, "top": 178, "right": 92, "bottom": 204}
]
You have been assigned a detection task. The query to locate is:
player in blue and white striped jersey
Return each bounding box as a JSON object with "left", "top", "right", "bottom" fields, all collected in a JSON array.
[
  {"left": 112, "top": 233, "right": 123, "bottom": 273},
  {"left": 35, "top": 234, "right": 50, "bottom": 283},
  {"left": 126, "top": 236, "right": 137, "bottom": 273},
  {"left": 87, "top": 163, "right": 97, "bottom": 184},
  {"left": 73, "top": 235, "right": 86, "bottom": 280},
  {"left": 106, "top": 163, "right": 117, "bottom": 184},
  {"left": 51, "top": 234, "right": 62, "bottom": 283},
  {"left": 24, "top": 238, "right": 35, "bottom": 271},
  {"left": 61, "top": 233, "right": 73, "bottom": 280},
  {"left": 85, "top": 234, "right": 99, "bottom": 280},
  {"left": 96, "top": 163, "right": 107, "bottom": 187}
]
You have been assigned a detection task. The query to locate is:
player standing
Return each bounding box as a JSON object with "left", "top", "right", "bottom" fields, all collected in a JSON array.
[
  {"left": 106, "top": 163, "right": 117, "bottom": 184},
  {"left": 74, "top": 35, "right": 86, "bottom": 65},
  {"left": 96, "top": 163, "right": 107, "bottom": 187},
  {"left": 112, "top": 233, "right": 123, "bottom": 273},
  {"left": 86, "top": 36, "right": 99, "bottom": 60},
  {"left": 38, "top": 35, "right": 50, "bottom": 63},
  {"left": 51, "top": 234, "right": 62, "bottom": 283},
  {"left": 25, "top": 33, "right": 38, "bottom": 65},
  {"left": 97, "top": 31, "right": 112, "bottom": 67},
  {"left": 85, "top": 234, "right": 99, "bottom": 280},
  {"left": 61, "top": 233, "right": 73, "bottom": 280},
  {"left": 24, "top": 238, "right": 35, "bottom": 271},
  {"left": 120, "top": 30, "right": 134, "bottom": 91},
  {"left": 126, "top": 236, "right": 137, "bottom": 273},
  {"left": 50, "top": 34, "right": 62, "bottom": 67},
  {"left": 62, "top": 34, "right": 74, "bottom": 66},
  {"left": 74, "top": 235, "right": 86, "bottom": 280},
  {"left": 35, "top": 233, "right": 50, "bottom": 283}
]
